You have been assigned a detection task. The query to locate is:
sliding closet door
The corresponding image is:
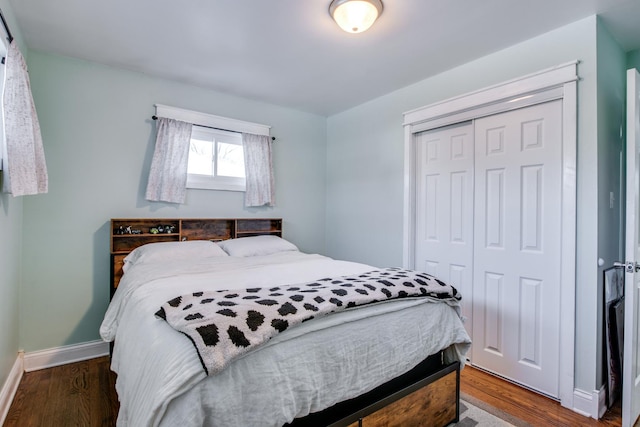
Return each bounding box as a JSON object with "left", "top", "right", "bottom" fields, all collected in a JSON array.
[
  {"left": 471, "top": 100, "right": 562, "bottom": 398},
  {"left": 414, "top": 122, "right": 474, "bottom": 336}
]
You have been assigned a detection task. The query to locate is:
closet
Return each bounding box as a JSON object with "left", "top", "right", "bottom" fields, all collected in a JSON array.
[
  {"left": 402, "top": 62, "right": 578, "bottom": 406},
  {"left": 413, "top": 100, "right": 562, "bottom": 398}
]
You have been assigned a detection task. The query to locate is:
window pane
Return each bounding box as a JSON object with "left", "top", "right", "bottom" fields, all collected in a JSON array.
[
  {"left": 217, "top": 142, "right": 245, "bottom": 178},
  {"left": 188, "top": 139, "right": 213, "bottom": 175}
]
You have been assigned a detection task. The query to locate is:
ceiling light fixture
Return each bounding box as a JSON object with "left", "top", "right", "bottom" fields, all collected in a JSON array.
[{"left": 329, "top": 0, "right": 383, "bottom": 34}]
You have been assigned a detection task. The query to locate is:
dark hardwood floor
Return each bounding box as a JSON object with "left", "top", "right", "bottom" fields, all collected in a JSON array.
[
  {"left": 2, "top": 356, "right": 625, "bottom": 426},
  {"left": 461, "top": 365, "right": 622, "bottom": 426},
  {"left": 3, "top": 357, "right": 118, "bottom": 427}
]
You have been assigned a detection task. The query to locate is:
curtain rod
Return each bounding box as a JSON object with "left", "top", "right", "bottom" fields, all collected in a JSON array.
[
  {"left": 152, "top": 115, "right": 275, "bottom": 141},
  {"left": 0, "top": 8, "right": 13, "bottom": 43}
]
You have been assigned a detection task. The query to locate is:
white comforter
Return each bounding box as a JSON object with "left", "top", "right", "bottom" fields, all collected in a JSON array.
[{"left": 100, "top": 252, "right": 471, "bottom": 427}]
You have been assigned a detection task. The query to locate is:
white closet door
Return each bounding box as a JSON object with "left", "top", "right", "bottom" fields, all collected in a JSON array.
[
  {"left": 622, "top": 67, "right": 640, "bottom": 427},
  {"left": 471, "top": 100, "right": 563, "bottom": 398},
  {"left": 414, "top": 122, "right": 474, "bottom": 336}
]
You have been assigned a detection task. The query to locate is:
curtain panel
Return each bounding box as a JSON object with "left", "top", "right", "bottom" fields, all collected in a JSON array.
[
  {"left": 242, "top": 133, "right": 274, "bottom": 207},
  {"left": 145, "top": 117, "right": 192, "bottom": 203},
  {"left": 3, "top": 40, "right": 48, "bottom": 196}
]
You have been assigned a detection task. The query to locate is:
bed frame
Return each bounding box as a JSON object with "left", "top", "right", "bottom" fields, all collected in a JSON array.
[
  {"left": 289, "top": 354, "right": 460, "bottom": 427},
  {"left": 109, "top": 217, "right": 460, "bottom": 427}
]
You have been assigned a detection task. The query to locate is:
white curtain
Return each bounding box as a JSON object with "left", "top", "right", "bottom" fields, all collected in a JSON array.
[
  {"left": 3, "top": 40, "right": 48, "bottom": 196},
  {"left": 145, "top": 117, "right": 192, "bottom": 203},
  {"left": 242, "top": 133, "right": 274, "bottom": 207}
]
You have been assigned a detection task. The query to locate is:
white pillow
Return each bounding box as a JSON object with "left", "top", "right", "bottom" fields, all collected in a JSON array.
[
  {"left": 218, "top": 235, "right": 298, "bottom": 257},
  {"left": 123, "top": 240, "right": 228, "bottom": 272}
]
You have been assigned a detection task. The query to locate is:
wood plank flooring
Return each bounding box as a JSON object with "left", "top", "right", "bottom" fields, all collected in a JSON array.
[
  {"left": 2, "top": 356, "right": 624, "bottom": 426},
  {"left": 461, "top": 365, "right": 622, "bottom": 426},
  {"left": 3, "top": 357, "right": 118, "bottom": 427}
]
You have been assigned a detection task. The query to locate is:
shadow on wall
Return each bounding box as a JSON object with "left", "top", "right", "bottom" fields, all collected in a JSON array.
[
  {"left": 63, "top": 221, "right": 111, "bottom": 346},
  {"left": 137, "top": 118, "right": 166, "bottom": 212},
  {"left": 0, "top": 171, "right": 9, "bottom": 215}
]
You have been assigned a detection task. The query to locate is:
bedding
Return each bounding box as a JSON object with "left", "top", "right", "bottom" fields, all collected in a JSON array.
[
  {"left": 100, "top": 250, "right": 471, "bottom": 427},
  {"left": 157, "top": 268, "right": 461, "bottom": 375},
  {"left": 217, "top": 235, "right": 299, "bottom": 257},
  {"left": 123, "top": 240, "right": 228, "bottom": 273}
]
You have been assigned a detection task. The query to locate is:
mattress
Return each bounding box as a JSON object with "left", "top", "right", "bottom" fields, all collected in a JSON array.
[{"left": 100, "top": 251, "right": 471, "bottom": 427}]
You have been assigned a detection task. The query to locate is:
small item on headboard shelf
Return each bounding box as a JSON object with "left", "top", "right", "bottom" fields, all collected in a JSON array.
[
  {"left": 156, "top": 224, "right": 176, "bottom": 234},
  {"left": 114, "top": 225, "right": 142, "bottom": 235}
]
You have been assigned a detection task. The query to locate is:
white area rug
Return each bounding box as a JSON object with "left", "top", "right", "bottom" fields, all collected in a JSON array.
[{"left": 451, "top": 395, "right": 532, "bottom": 427}]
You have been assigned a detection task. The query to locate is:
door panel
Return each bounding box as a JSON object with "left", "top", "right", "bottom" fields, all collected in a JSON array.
[
  {"left": 414, "top": 122, "right": 474, "bottom": 337},
  {"left": 623, "top": 67, "right": 640, "bottom": 427},
  {"left": 471, "top": 100, "right": 562, "bottom": 398}
]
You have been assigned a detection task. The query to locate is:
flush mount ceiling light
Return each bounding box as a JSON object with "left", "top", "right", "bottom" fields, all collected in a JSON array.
[{"left": 329, "top": 0, "right": 383, "bottom": 34}]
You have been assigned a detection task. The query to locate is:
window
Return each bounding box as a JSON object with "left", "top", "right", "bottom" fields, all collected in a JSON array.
[
  {"left": 153, "top": 103, "right": 271, "bottom": 193},
  {"left": 186, "top": 126, "right": 246, "bottom": 191}
]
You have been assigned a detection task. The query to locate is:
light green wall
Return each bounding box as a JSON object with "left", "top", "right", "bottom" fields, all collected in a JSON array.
[
  {"left": 0, "top": 0, "right": 24, "bottom": 396},
  {"left": 596, "top": 17, "right": 626, "bottom": 388},
  {"left": 0, "top": 182, "right": 22, "bottom": 394},
  {"left": 20, "top": 51, "right": 328, "bottom": 351},
  {"left": 628, "top": 49, "right": 640, "bottom": 70},
  {"left": 325, "top": 17, "right": 601, "bottom": 392}
]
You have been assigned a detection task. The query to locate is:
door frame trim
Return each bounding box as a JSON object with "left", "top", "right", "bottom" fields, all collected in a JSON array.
[{"left": 402, "top": 61, "right": 578, "bottom": 410}]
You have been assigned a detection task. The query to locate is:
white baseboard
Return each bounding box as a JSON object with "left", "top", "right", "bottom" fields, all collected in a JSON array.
[
  {"left": 573, "top": 387, "right": 606, "bottom": 419},
  {"left": 23, "top": 340, "right": 109, "bottom": 372},
  {"left": 0, "top": 352, "right": 24, "bottom": 426},
  {"left": 596, "top": 386, "right": 607, "bottom": 419}
]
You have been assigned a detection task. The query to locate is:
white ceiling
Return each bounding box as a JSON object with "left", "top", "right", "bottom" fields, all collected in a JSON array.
[{"left": 8, "top": 0, "right": 640, "bottom": 116}]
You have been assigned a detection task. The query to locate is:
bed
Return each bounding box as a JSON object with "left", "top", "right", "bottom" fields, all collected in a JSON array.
[{"left": 101, "top": 218, "right": 471, "bottom": 427}]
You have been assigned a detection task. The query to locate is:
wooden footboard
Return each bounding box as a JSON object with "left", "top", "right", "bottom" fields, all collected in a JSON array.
[
  {"left": 286, "top": 353, "right": 460, "bottom": 427},
  {"left": 344, "top": 363, "right": 459, "bottom": 427}
]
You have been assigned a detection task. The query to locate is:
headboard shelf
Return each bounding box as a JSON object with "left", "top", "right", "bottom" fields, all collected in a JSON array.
[{"left": 110, "top": 218, "right": 283, "bottom": 295}]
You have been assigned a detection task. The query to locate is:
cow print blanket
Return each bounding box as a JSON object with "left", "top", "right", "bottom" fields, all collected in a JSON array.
[{"left": 155, "top": 268, "right": 460, "bottom": 375}]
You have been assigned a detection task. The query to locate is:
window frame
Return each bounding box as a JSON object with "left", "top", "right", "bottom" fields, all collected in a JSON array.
[{"left": 186, "top": 125, "right": 246, "bottom": 192}]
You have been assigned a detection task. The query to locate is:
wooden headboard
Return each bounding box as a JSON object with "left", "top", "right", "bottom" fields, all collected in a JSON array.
[{"left": 110, "top": 218, "right": 282, "bottom": 295}]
